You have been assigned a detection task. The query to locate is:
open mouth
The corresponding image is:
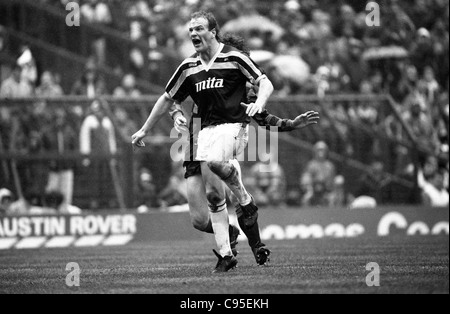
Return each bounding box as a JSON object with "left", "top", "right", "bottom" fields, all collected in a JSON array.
[{"left": 192, "top": 38, "right": 202, "bottom": 46}]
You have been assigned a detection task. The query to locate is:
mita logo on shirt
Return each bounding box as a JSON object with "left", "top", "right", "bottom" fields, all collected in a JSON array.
[{"left": 195, "top": 77, "right": 224, "bottom": 92}]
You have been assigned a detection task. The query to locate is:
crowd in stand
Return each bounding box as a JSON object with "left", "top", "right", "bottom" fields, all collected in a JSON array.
[
  {"left": 0, "top": 0, "right": 449, "bottom": 212},
  {"left": 36, "top": 1, "right": 447, "bottom": 89}
]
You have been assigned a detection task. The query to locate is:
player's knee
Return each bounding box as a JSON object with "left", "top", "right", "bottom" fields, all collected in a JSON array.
[
  {"left": 206, "top": 190, "right": 222, "bottom": 207},
  {"left": 206, "top": 161, "right": 234, "bottom": 181},
  {"left": 191, "top": 215, "right": 209, "bottom": 232},
  {"left": 206, "top": 160, "right": 224, "bottom": 174}
]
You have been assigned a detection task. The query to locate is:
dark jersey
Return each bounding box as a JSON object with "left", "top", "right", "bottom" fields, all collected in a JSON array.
[{"left": 165, "top": 44, "right": 266, "bottom": 129}]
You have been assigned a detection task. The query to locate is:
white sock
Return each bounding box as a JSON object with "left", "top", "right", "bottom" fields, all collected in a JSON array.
[
  {"left": 229, "top": 159, "right": 251, "bottom": 206},
  {"left": 209, "top": 201, "right": 232, "bottom": 257}
]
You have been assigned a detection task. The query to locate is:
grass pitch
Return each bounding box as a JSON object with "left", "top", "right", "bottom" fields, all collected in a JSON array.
[{"left": 0, "top": 236, "right": 448, "bottom": 294}]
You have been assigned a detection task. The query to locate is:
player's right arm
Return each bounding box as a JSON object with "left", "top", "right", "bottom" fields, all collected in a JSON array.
[
  {"left": 133, "top": 57, "right": 192, "bottom": 146},
  {"left": 131, "top": 93, "right": 174, "bottom": 147}
]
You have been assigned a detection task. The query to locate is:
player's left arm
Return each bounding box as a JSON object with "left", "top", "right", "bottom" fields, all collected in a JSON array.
[
  {"left": 246, "top": 77, "right": 274, "bottom": 117},
  {"left": 234, "top": 52, "right": 274, "bottom": 117}
]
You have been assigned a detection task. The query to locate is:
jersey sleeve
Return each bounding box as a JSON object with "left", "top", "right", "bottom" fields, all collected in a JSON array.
[
  {"left": 233, "top": 52, "right": 267, "bottom": 84},
  {"left": 165, "top": 62, "right": 191, "bottom": 103}
]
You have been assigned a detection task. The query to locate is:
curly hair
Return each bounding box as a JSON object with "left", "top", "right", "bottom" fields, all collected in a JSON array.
[{"left": 220, "top": 33, "right": 250, "bottom": 56}]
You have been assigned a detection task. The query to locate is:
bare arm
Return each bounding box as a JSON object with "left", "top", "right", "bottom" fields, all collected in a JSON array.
[
  {"left": 255, "top": 77, "right": 274, "bottom": 108},
  {"left": 246, "top": 77, "right": 274, "bottom": 117},
  {"left": 131, "top": 93, "right": 174, "bottom": 147}
]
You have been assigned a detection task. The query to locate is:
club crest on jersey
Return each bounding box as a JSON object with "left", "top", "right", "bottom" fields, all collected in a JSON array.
[{"left": 195, "top": 77, "right": 224, "bottom": 93}]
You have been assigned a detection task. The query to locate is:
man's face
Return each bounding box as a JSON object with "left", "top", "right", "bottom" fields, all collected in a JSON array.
[
  {"left": 432, "top": 173, "right": 444, "bottom": 190},
  {"left": 12, "top": 68, "right": 21, "bottom": 82},
  {"left": 411, "top": 104, "right": 421, "bottom": 117},
  {"left": 371, "top": 162, "right": 384, "bottom": 180},
  {"left": 316, "top": 147, "right": 327, "bottom": 160},
  {"left": 0, "top": 197, "right": 12, "bottom": 210},
  {"left": 41, "top": 72, "right": 52, "bottom": 86},
  {"left": 189, "top": 17, "right": 215, "bottom": 53},
  {"left": 91, "top": 101, "right": 103, "bottom": 119}
]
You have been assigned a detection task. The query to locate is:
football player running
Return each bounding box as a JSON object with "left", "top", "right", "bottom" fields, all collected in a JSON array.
[
  {"left": 132, "top": 11, "right": 318, "bottom": 273},
  {"left": 170, "top": 33, "right": 319, "bottom": 268}
]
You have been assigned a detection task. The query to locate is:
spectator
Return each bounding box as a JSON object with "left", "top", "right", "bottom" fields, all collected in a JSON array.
[
  {"left": 322, "top": 47, "right": 350, "bottom": 94},
  {"left": 441, "top": 153, "right": 449, "bottom": 192},
  {"left": 301, "top": 141, "right": 336, "bottom": 197},
  {"left": 114, "top": 106, "right": 137, "bottom": 135},
  {"left": 0, "top": 25, "right": 11, "bottom": 83},
  {"left": 42, "top": 191, "right": 82, "bottom": 214},
  {"left": 395, "top": 64, "right": 420, "bottom": 101},
  {"left": 353, "top": 161, "right": 391, "bottom": 206},
  {"left": 314, "top": 66, "right": 330, "bottom": 98},
  {"left": 17, "top": 46, "right": 37, "bottom": 92},
  {"left": 126, "top": 0, "right": 153, "bottom": 21},
  {"left": 410, "top": 28, "right": 435, "bottom": 75},
  {"left": 418, "top": 168, "right": 449, "bottom": 207},
  {"left": 299, "top": 172, "right": 313, "bottom": 207},
  {"left": 7, "top": 189, "right": 46, "bottom": 215},
  {"left": 71, "top": 62, "right": 106, "bottom": 97},
  {"left": 302, "top": 179, "right": 331, "bottom": 207},
  {"left": 81, "top": 0, "right": 112, "bottom": 24},
  {"left": 79, "top": 99, "right": 117, "bottom": 209},
  {"left": 0, "top": 188, "right": 13, "bottom": 215},
  {"left": 81, "top": 0, "right": 112, "bottom": 66},
  {"left": 328, "top": 175, "right": 353, "bottom": 208},
  {"left": 430, "top": 20, "right": 449, "bottom": 86},
  {"left": 0, "top": 63, "right": 33, "bottom": 98},
  {"left": 43, "top": 108, "right": 78, "bottom": 207},
  {"left": 418, "top": 66, "right": 440, "bottom": 106},
  {"left": 113, "top": 73, "right": 141, "bottom": 97},
  {"left": 422, "top": 156, "right": 439, "bottom": 179},
  {"left": 301, "top": 9, "right": 332, "bottom": 41},
  {"left": 403, "top": 98, "right": 437, "bottom": 153},
  {"left": 333, "top": 4, "right": 356, "bottom": 38},
  {"left": 0, "top": 106, "right": 12, "bottom": 152},
  {"left": 367, "top": 70, "right": 385, "bottom": 94},
  {"left": 35, "top": 71, "right": 64, "bottom": 97},
  {"left": 136, "top": 168, "right": 161, "bottom": 212},
  {"left": 80, "top": 99, "right": 117, "bottom": 157},
  {"left": 248, "top": 157, "right": 286, "bottom": 207},
  {"left": 341, "top": 39, "right": 367, "bottom": 92},
  {"left": 349, "top": 89, "right": 379, "bottom": 162}
]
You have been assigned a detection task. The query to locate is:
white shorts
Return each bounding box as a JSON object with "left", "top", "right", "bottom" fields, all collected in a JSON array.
[{"left": 196, "top": 123, "right": 249, "bottom": 162}]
